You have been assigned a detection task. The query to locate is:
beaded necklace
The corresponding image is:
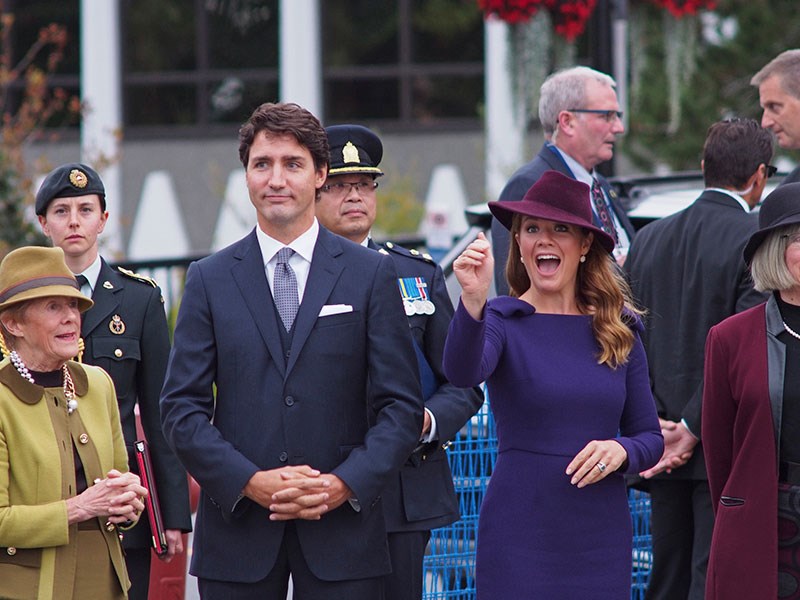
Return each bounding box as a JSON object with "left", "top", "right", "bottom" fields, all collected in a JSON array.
[{"left": 9, "top": 350, "right": 78, "bottom": 414}]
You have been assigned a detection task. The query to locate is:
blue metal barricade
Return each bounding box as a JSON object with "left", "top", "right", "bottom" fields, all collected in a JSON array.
[{"left": 423, "top": 395, "right": 652, "bottom": 599}]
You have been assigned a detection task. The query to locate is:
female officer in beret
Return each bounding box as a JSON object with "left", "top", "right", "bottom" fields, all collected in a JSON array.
[{"left": 35, "top": 163, "right": 192, "bottom": 600}]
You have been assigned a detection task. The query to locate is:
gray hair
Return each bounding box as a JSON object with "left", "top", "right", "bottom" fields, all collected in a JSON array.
[
  {"left": 751, "top": 50, "right": 800, "bottom": 99},
  {"left": 750, "top": 223, "right": 800, "bottom": 292},
  {"left": 539, "top": 66, "right": 617, "bottom": 137}
]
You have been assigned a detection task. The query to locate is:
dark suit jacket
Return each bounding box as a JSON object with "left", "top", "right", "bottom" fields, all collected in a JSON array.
[
  {"left": 81, "top": 259, "right": 191, "bottom": 548},
  {"left": 160, "top": 227, "right": 424, "bottom": 583},
  {"left": 703, "top": 297, "right": 781, "bottom": 600},
  {"left": 372, "top": 242, "right": 484, "bottom": 533},
  {"left": 491, "top": 143, "right": 635, "bottom": 295},
  {"left": 625, "top": 190, "right": 767, "bottom": 479},
  {"left": 779, "top": 165, "right": 800, "bottom": 186}
]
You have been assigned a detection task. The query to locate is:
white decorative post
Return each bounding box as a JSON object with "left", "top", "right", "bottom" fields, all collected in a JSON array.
[
  {"left": 280, "top": 0, "right": 322, "bottom": 118},
  {"left": 80, "top": 0, "right": 123, "bottom": 256},
  {"left": 485, "top": 16, "right": 525, "bottom": 202}
]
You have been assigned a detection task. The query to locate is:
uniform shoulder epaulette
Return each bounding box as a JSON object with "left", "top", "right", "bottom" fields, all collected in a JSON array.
[
  {"left": 117, "top": 266, "right": 159, "bottom": 288},
  {"left": 383, "top": 241, "right": 436, "bottom": 263}
]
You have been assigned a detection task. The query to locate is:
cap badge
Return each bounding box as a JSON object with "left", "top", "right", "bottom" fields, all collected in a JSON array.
[
  {"left": 69, "top": 169, "right": 89, "bottom": 189},
  {"left": 342, "top": 141, "right": 360, "bottom": 164},
  {"left": 109, "top": 314, "right": 126, "bottom": 335}
]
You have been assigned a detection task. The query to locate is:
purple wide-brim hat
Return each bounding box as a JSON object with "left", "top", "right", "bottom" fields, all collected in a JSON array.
[
  {"left": 743, "top": 182, "right": 800, "bottom": 265},
  {"left": 489, "top": 170, "right": 616, "bottom": 254}
]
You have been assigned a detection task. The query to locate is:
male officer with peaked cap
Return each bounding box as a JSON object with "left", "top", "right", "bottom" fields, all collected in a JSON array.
[
  {"left": 36, "top": 163, "right": 192, "bottom": 600},
  {"left": 317, "top": 124, "right": 485, "bottom": 600}
]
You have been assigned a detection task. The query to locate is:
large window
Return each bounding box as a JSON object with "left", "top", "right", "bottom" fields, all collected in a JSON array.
[
  {"left": 10, "top": 0, "right": 484, "bottom": 136},
  {"left": 322, "top": 0, "right": 484, "bottom": 129},
  {"left": 121, "top": 0, "right": 280, "bottom": 134}
]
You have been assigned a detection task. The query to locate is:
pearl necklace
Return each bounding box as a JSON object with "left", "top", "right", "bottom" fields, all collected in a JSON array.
[
  {"left": 783, "top": 321, "right": 800, "bottom": 341},
  {"left": 9, "top": 350, "right": 78, "bottom": 414}
]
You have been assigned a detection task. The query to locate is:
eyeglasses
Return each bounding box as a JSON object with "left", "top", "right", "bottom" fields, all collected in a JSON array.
[
  {"left": 766, "top": 164, "right": 778, "bottom": 178},
  {"left": 568, "top": 109, "right": 624, "bottom": 122},
  {"left": 321, "top": 180, "right": 378, "bottom": 197}
]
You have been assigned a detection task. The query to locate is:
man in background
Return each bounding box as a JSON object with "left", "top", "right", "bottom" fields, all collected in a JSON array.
[
  {"left": 625, "top": 119, "right": 773, "bottom": 600},
  {"left": 317, "top": 124, "right": 484, "bottom": 600},
  {"left": 492, "top": 66, "right": 634, "bottom": 294},
  {"left": 36, "top": 163, "right": 192, "bottom": 600},
  {"left": 752, "top": 49, "right": 800, "bottom": 185}
]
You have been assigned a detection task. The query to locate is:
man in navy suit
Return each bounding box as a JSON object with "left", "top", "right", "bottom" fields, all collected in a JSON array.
[
  {"left": 160, "top": 102, "right": 424, "bottom": 599},
  {"left": 492, "top": 66, "right": 635, "bottom": 294},
  {"left": 317, "top": 124, "right": 484, "bottom": 600}
]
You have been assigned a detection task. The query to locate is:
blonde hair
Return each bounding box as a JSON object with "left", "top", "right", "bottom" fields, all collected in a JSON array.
[
  {"left": 505, "top": 215, "right": 641, "bottom": 367},
  {"left": 750, "top": 224, "right": 800, "bottom": 292}
]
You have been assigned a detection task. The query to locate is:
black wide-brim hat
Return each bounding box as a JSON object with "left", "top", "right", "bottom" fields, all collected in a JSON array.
[
  {"left": 744, "top": 182, "right": 800, "bottom": 264},
  {"left": 35, "top": 162, "right": 106, "bottom": 216},
  {"left": 325, "top": 124, "right": 384, "bottom": 177},
  {"left": 489, "top": 170, "right": 616, "bottom": 254}
]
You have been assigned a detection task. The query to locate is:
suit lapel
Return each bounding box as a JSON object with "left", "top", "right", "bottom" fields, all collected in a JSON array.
[
  {"left": 81, "top": 260, "right": 122, "bottom": 337},
  {"left": 231, "top": 231, "right": 287, "bottom": 377},
  {"left": 285, "top": 228, "right": 344, "bottom": 376}
]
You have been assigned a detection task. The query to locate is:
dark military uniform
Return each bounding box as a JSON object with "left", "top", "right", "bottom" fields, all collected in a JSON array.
[
  {"left": 81, "top": 259, "right": 192, "bottom": 599},
  {"left": 371, "top": 241, "right": 484, "bottom": 600}
]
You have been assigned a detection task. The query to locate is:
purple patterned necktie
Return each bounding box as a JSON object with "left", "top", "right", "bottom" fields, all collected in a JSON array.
[
  {"left": 273, "top": 247, "right": 299, "bottom": 332},
  {"left": 591, "top": 178, "right": 619, "bottom": 245}
]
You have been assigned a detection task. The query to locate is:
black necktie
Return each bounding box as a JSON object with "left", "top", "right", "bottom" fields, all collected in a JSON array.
[{"left": 75, "top": 274, "right": 90, "bottom": 292}]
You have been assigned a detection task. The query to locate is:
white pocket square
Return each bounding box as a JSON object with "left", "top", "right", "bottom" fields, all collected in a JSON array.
[{"left": 318, "top": 304, "right": 353, "bottom": 317}]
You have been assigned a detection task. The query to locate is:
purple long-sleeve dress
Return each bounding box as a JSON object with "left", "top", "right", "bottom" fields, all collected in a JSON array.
[{"left": 444, "top": 297, "right": 662, "bottom": 599}]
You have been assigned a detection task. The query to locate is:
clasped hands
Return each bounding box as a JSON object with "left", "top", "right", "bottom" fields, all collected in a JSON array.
[
  {"left": 67, "top": 469, "right": 147, "bottom": 525},
  {"left": 639, "top": 418, "right": 697, "bottom": 479},
  {"left": 244, "top": 466, "right": 353, "bottom": 521}
]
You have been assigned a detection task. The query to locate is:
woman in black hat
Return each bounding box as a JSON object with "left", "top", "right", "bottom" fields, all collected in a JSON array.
[
  {"left": 443, "top": 170, "right": 662, "bottom": 599},
  {"left": 703, "top": 182, "right": 800, "bottom": 600},
  {"left": 0, "top": 246, "right": 146, "bottom": 599}
]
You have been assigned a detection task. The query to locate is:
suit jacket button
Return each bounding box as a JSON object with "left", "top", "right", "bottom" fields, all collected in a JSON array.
[
  {"left": 6, "top": 547, "right": 16, "bottom": 555},
  {"left": 79, "top": 433, "right": 89, "bottom": 444},
  {"left": 279, "top": 452, "right": 288, "bottom": 462},
  {"left": 114, "top": 349, "right": 123, "bottom": 358},
  {"left": 285, "top": 396, "right": 294, "bottom": 407},
  {"left": 106, "top": 522, "right": 116, "bottom": 532}
]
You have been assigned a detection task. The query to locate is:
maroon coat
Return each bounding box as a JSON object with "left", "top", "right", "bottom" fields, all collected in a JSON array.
[{"left": 703, "top": 296, "right": 784, "bottom": 600}]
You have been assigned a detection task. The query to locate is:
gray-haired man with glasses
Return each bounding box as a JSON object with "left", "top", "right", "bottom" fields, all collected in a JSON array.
[{"left": 491, "top": 66, "right": 636, "bottom": 295}]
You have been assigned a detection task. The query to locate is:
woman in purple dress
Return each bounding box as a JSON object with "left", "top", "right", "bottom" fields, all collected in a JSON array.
[{"left": 444, "top": 170, "right": 662, "bottom": 599}]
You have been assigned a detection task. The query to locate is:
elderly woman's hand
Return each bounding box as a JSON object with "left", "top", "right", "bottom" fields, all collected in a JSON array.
[
  {"left": 565, "top": 439, "right": 628, "bottom": 488},
  {"left": 453, "top": 231, "right": 494, "bottom": 319},
  {"left": 66, "top": 469, "right": 148, "bottom": 525}
]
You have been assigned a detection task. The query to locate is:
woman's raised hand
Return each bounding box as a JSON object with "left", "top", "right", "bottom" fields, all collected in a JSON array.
[{"left": 453, "top": 232, "right": 494, "bottom": 319}]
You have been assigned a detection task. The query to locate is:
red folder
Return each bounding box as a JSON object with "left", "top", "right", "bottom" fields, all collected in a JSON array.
[{"left": 134, "top": 439, "right": 168, "bottom": 556}]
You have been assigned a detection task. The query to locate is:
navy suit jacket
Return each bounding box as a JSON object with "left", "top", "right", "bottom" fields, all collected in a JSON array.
[
  {"left": 160, "top": 226, "right": 424, "bottom": 583},
  {"left": 491, "top": 144, "right": 635, "bottom": 295}
]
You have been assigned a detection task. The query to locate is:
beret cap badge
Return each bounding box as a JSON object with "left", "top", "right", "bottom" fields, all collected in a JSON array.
[{"left": 69, "top": 169, "right": 89, "bottom": 189}]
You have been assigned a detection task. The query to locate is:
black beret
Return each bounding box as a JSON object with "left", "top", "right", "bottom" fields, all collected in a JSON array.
[
  {"left": 35, "top": 163, "right": 106, "bottom": 216},
  {"left": 325, "top": 124, "right": 384, "bottom": 177}
]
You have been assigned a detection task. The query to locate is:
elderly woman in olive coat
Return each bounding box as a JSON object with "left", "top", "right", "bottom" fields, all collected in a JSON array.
[{"left": 0, "top": 246, "right": 146, "bottom": 600}]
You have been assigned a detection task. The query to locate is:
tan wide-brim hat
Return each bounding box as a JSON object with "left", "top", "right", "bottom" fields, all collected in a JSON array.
[{"left": 0, "top": 246, "right": 93, "bottom": 313}]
